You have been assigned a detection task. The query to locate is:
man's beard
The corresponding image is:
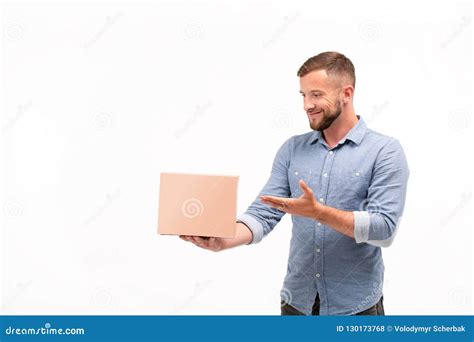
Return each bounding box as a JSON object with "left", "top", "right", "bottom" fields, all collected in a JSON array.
[{"left": 310, "top": 100, "right": 343, "bottom": 131}]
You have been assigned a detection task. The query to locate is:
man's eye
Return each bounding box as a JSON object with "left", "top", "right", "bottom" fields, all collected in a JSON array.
[{"left": 312, "top": 93, "right": 321, "bottom": 97}]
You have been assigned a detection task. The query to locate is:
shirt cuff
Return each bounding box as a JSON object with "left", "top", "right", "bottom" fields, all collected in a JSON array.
[
  {"left": 353, "top": 211, "right": 370, "bottom": 243},
  {"left": 236, "top": 213, "right": 264, "bottom": 244}
]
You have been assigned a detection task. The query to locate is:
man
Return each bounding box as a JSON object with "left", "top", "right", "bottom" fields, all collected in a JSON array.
[{"left": 180, "top": 51, "right": 409, "bottom": 316}]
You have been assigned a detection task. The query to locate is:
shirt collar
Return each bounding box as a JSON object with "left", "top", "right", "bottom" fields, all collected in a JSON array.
[{"left": 310, "top": 115, "right": 368, "bottom": 146}]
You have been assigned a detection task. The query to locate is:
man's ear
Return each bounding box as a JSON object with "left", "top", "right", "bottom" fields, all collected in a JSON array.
[{"left": 342, "top": 85, "right": 354, "bottom": 103}]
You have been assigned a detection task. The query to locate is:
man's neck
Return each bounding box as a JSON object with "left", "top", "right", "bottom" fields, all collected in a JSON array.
[{"left": 322, "top": 112, "right": 359, "bottom": 149}]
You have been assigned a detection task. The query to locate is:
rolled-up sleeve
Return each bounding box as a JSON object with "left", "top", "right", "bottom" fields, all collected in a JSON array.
[
  {"left": 237, "top": 138, "right": 292, "bottom": 244},
  {"left": 354, "top": 138, "right": 409, "bottom": 247}
]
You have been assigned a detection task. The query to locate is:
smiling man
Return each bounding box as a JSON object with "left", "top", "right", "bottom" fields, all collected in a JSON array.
[{"left": 180, "top": 51, "right": 409, "bottom": 316}]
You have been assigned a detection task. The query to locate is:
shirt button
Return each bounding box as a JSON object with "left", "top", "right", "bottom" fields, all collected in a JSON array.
[
  {"left": 329, "top": 151, "right": 334, "bottom": 155},
  {"left": 316, "top": 248, "right": 321, "bottom": 253},
  {"left": 355, "top": 172, "right": 360, "bottom": 176},
  {"left": 316, "top": 273, "right": 321, "bottom": 278},
  {"left": 294, "top": 171, "right": 299, "bottom": 176},
  {"left": 317, "top": 222, "right": 321, "bottom": 226},
  {"left": 319, "top": 198, "right": 324, "bottom": 203},
  {"left": 323, "top": 173, "right": 328, "bottom": 177}
]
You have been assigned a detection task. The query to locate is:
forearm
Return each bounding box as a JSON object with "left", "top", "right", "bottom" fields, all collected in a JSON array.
[
  {"left": 314, "top": 204, "right": 355, "bottom": 239},
  {"left": 221, "top": 222, "right": 253, "bottom": 250}
]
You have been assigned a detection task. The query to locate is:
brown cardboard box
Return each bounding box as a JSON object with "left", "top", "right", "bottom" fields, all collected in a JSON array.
[{"left": 158, "top": 172, "right": 239, "bottom": 238}]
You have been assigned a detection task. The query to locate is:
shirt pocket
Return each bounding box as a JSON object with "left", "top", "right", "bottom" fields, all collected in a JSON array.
[
  {"left": 330, "top": 168, "right": 371, "bottom": 211},
  {"left": 288, "top": 167, "right": 313, "bottom": 198}
]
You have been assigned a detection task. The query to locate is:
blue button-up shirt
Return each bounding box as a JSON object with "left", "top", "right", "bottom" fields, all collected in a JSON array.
[{"left": 237, "top": 116, "right": 409, "bottom": 315}]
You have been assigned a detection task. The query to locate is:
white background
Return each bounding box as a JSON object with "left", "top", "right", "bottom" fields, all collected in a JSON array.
[{"left": 1, "top": 0, "right": 472, "bottom": 315}]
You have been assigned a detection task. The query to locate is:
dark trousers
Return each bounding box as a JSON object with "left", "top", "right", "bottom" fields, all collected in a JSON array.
[{"left": 281, "top": 294, "right": 385, "bottom": 315}]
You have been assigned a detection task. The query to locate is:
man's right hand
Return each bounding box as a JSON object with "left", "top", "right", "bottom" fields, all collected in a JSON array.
[
  {"left": 179, "top": 222, "right": 253, "bottom": 252},
  {"left": 179, "top": 235, "right": 225, "bottom": 252}
]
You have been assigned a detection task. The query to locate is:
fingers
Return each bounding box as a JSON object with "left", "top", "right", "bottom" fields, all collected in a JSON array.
[
  {"left": 261, "top": 195, "right": 281, "bottom": 205},
  {"left": 180, "top": 235, "right": 195, "bottom": 242},
  {"left": 180, "top": 235, "right": 200, "bottom": 243},
  {"left": 260, "top": 196, "right": 290, "bottom": 210},
  {"left": 179, "top": 235, "right": 190, "bottom": 241},
  {"left": 190, "top": 236, "right": 205, "bottom": 245},
  {"left": 261, "top": 197, "right": 279, "bottom": 206},
  {"left": 179, "top": 235, "right": 214, "bottom": 248},
  {"left": 299, "top": 179, "right": 313, "bottom": 196}
]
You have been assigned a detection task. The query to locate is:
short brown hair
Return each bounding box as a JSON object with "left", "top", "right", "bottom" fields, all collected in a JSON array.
[{"left": 297, "top": 51, "right": 356, "bottom": 87}]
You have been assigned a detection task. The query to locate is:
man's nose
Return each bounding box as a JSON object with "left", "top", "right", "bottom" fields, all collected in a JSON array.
[{"left": 304, "top": 99, "right": 315, "bottom": 112}]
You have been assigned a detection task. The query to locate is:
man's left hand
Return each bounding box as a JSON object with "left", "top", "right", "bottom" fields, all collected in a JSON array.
[{"left": 260, "top": 180, "right": 322, "bottom": 219}]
